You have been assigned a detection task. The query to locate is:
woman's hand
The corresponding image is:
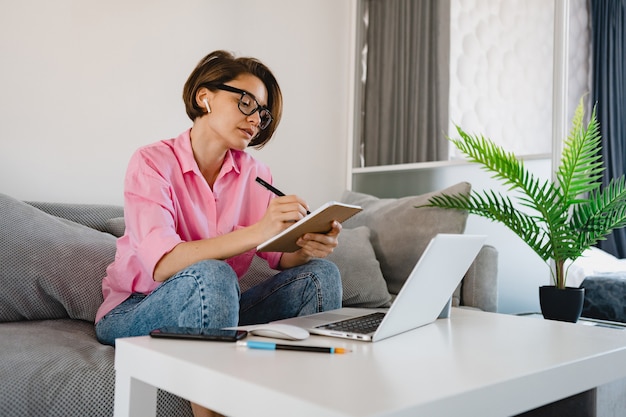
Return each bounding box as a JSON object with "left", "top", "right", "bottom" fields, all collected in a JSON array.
[
  {"left": 279, "top": 220, "right": 342, "bottom": 268},
  {"left": 296, "top": 220, "right": 341, "bottom": 258},
  {"left": 257, "top": 195, "right": 310, "bottom": 242}
]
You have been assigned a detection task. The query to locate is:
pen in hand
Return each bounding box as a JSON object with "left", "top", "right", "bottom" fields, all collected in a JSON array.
[
  {"left": 255, "top": 176, "right": 310, "bottom": 215},
  {"left": 255, "top": 176, "right": 285, "bottom": 196}
]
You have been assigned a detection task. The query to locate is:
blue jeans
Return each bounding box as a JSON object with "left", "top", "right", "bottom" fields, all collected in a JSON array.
[{"left": 95, "top": 258, "right": 341, "bottom": 346}]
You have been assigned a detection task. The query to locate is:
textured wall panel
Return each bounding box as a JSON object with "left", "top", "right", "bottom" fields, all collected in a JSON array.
[{"left": 449, "top": 0, "right": 589, "bottom": 158}]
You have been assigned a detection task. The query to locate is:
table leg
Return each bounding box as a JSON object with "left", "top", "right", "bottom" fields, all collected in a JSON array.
[{"left": 114, "top": 369, "right": 158, "bottom": 417}]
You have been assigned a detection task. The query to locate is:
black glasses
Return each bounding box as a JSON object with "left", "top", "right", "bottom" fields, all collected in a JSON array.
[{"left": 210, "top": 84, "right": 273, "bottom": 130}]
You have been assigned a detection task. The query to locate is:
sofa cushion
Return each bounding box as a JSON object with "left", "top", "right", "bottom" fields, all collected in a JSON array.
[
  {"left": 0, "top": 319, "right": 115, "bottom": 417},
  {"left": 0, "top": 193, "right": 116, "bottom": 322},
  {"left": 326, "top": 226, "right": 391, "bottom": 307},
  {"left": 581, "top": 274, "right": 626, "bottom": 323},
  {"left": 0, "top": 319, "right": 192, "bottom": 417},
  {"left": 341, "top": 182, "right": 471, "bottom": 294}
]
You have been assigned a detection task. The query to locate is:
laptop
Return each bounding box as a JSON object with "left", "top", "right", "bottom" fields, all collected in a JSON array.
[{"left": 275, "top": 234, "right": 486, "bottom": 342}]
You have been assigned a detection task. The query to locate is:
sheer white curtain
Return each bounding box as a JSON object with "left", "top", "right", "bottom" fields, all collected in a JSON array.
[{"left": 359, "top": 0, "right": 450, "bottom": 167}]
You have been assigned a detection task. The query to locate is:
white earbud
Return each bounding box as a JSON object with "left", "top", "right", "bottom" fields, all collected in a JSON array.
[{"left": 203, "top": 98, "right": 211, "bottom": 114}]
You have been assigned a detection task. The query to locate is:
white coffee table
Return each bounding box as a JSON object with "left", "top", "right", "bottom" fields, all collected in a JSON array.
[{"left": 114, "top": 308, "right": 626, "bottom": 417}]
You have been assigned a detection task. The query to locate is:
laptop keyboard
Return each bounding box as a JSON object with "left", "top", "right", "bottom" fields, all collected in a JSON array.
[{"left": 316, "top": 312, "right": 386, "bottom": 334}]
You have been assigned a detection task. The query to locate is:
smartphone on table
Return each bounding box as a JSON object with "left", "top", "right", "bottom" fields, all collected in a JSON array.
[{"left": 149, "top": 327, "right": 248, "bottom": 342}]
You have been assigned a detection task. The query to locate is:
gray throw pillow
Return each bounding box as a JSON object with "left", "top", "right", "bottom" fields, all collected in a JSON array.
[
  {"left": 341, "top": 182, "right": 471, "bottom": 295},
  {"left": 0, "top": 193, "right": 116, "bottom": 322},
  {"left": 327, "top": 226, "right": 391, "bottom": 308}
]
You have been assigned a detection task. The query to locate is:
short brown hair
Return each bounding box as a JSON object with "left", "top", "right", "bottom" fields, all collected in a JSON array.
[{"left": 182, "top": 50, "right": 283, "bottom": 148}]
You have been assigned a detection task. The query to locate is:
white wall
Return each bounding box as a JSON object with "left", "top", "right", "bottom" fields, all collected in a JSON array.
[
  {"left": 448, "top": 0, "right": 589, "bottom": 159},
  {"left": 449, "top": 0, "right": 554, "bottom": 158},
  {"left": 0, "top": 0, "right": 353, "bottom": 208}
]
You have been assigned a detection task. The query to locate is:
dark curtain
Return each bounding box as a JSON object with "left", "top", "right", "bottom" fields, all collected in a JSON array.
[
  {"left": 591, "top": 0, "right": 626, "bottom": 257},
  {"left": 361, "top": 0, "right": 450, "bottom": 166}
]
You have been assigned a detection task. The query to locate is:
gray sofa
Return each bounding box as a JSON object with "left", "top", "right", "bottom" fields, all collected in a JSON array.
[{"left": 0, "top": 181, "right": 498, "bottom": 417}]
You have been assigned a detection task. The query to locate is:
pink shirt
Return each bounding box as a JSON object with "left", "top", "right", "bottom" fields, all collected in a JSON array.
[{"left": 95, "top": 129, "right": 282, "bottom": 322}]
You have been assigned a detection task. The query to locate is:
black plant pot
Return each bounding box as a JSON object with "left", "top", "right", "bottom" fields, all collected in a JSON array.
[{"left": 539, "top": 286, "right": 585, "bottom": 323}]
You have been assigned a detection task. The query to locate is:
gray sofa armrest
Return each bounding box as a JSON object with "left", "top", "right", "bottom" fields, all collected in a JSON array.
[{"left": 459, "top": 244, "right": 498, "bottom": 312}]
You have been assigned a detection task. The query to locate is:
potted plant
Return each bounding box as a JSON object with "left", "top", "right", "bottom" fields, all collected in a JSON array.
[{"left": 423, "top": 99, "right": 626, "bottom": 322}]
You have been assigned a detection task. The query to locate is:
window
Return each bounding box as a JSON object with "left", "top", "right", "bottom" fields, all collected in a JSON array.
[{"left": 354, "top": 0, "right": 589, "bottom": 169}]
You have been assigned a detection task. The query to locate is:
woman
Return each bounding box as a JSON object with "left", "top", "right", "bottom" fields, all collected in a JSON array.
[{"left": 95, "top": 50, "right": 342, "bottom": 416}]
